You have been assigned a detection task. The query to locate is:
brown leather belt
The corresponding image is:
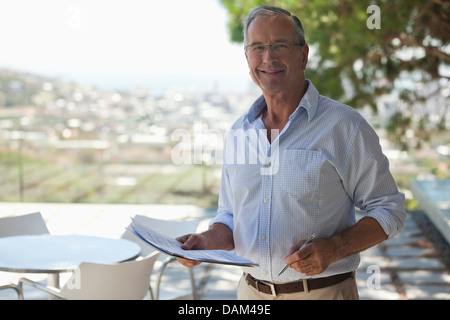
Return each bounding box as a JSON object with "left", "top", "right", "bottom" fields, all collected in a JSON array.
[{"left": 244, "top": 272, "right": 353, "bottom": 296}]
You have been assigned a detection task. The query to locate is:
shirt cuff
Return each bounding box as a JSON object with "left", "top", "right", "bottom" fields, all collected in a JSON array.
[
  {"left": 208, "top": 211, "right": 234, "bottom": 232},
  {"left": 366, "top": 205, "right": 407, "bottom": 239}
]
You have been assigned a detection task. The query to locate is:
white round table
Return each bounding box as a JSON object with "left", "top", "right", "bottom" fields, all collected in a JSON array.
[{"left": 0, "top": 234, "right": 141, "bottom": 288}]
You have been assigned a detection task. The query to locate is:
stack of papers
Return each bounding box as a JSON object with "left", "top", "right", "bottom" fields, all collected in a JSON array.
[{"left": 129, "top": 218, "right": 258, "bottom": 267}]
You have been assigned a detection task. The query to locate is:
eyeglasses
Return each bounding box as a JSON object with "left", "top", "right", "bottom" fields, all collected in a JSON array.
[{"left": 245, "top": 41, "right": 303, "bottom": 56}]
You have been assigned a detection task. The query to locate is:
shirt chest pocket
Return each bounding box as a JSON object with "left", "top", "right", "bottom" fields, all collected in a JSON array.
[{"left": 279, "top": 150, "right": 322, "bottom": 196}]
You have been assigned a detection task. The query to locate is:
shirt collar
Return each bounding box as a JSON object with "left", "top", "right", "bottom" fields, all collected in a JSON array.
[
  {"left": 296, "top": 79, "right": 319, "bottom": 122},
  {"left": 247, "top": 79, "right": 319, "bottom": 125}
]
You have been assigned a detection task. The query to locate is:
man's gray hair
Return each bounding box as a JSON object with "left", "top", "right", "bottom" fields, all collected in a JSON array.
[{"left": 243, "top": 5, "right": 306, "bottom": 46}]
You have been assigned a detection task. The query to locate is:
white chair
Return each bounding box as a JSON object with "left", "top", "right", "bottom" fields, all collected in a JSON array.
[
  {"left": 122, "top": 215, "right": 200, "bottom": 300},
  {"left": 0, "top": 284, "right": 23, "bottom": 300},
  {"left": 0, "top": 212, "right": 49, "bottom": 237},
  {"left": 18, "top": 251, "right": 160, "bottom": 300},
  {"left": 0, "top": 212, "right": 49, "bottom": 299}
]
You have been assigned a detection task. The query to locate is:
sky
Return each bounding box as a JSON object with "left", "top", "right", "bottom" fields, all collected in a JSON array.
[{"left": 0, "top": 0, "right": 252, "bottom": 92}]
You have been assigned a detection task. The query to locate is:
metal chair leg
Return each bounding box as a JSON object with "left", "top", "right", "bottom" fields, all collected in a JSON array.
[
  {"left": 155, "top": 256, "right": 198, "bottom": 300},
  {"left": 0, "top": 284, "right": 23, "bottom": 300}
]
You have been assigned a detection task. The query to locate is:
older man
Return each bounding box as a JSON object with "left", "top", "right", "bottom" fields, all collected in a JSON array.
[{"left": 176, "top": 5, "right": 406, "bottom": 300}]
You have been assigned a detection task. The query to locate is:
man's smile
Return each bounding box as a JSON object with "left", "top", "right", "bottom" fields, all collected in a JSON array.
[{"left": 259, "top": 69, "right": 285, "bottom": 74}]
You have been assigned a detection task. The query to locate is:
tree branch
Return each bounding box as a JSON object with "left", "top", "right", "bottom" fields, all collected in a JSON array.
[{"left": 398, "top": 33, "right": 450, "bottom": 63}]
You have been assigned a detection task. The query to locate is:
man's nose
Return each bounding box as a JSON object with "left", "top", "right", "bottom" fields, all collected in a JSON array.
[{"left": 261, "top": 46, "right": 278, "bottom": 63}]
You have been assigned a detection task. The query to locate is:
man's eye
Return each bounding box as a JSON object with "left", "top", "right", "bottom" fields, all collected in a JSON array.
[
  {"left": 274, "top": 43, "right": 289, "bottom": 50},
  {"left": 252, "top": 46, "right": 266, "bottom": 53}
]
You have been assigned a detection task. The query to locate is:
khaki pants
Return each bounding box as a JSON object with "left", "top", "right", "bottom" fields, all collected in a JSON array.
[{"left": 237, "top": 273, "right": 359, "bottom": 300}]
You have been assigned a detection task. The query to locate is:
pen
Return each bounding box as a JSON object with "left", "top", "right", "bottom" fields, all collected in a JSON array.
[{"left": 278, "top": 233, "right": 316, "bottom": 276}]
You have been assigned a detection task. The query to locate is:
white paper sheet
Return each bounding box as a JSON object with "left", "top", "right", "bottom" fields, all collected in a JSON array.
[{"left": 129, "top": 218, "right": 258, "bottom": 267}]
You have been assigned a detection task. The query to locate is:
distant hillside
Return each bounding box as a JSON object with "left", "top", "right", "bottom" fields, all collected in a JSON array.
[
  {"left": 0, "top": 68, "right": 82, "bottom": 108},
  {"left": 0, "top": 69, "right": 46, "bottom": 107}
]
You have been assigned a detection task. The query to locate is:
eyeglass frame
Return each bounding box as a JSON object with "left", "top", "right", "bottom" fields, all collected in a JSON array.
[{"left": 244, "top": 41, "right": 304, "bottom": 56}]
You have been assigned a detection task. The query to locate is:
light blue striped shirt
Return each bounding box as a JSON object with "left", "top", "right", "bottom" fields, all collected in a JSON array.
[{"left": 210, "top": 80, "right": 406, "bottom": 282}]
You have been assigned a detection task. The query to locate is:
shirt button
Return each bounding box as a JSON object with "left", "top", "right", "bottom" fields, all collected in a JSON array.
[
  {"left": 264, "top": 270, "right": 269, "bottom": 275},
  {"left": 264, "top": 198, "right": 269, "bottom": 203},
  {"left": 262, "top": 235, "right": 267, "bottom": 240},
  {"left": 265, "top": 162, "right": 271, "bottom": 167}
]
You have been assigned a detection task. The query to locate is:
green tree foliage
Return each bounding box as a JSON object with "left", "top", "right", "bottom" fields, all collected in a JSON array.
[{"left": 221, "top": 0, "right": 450, "bottom": 149}]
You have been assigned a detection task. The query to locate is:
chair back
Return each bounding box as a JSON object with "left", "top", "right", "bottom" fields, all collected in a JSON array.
[
  {"left": 0, "top": 212, "right": 49, "bottom": 237},
  {"left": 60, "top": 251, "right": 160, "bottom": 300}
]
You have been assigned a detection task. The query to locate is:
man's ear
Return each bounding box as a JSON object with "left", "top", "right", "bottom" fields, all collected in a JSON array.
[{"left": 301, "top": 44, "right": 309, "bottom": 69}]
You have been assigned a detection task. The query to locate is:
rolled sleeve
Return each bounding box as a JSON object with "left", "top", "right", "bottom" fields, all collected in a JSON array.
[
  {"left": 209, "top": 210, "right": 234, "bottom": 232},
  {"left": 366, "top": 201, "right": 407, "bottom": 239},
  {"left": 209, "top": 166, "right": 235, "bottom": 232},
  {"left": 342, "top": 118, "right": 407, "bottom": 238}
]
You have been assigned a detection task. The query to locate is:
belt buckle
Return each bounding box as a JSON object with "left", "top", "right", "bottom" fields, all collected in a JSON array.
[{"left": 255, "top": 279, "right": 277, "bottom": 297}]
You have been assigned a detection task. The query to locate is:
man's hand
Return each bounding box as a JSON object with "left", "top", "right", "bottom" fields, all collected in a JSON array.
[
  {"left": 284, "top": 217, "right": 388, "bottom": 276},
  {"left": 175, "top": 223, "right": 234, "bottom": 268},
  {"left": 175, "top": 233, "right": 208, "bottom": 267},
  {"left": 284, "top": 237, "right": 337, "bottom": 276}
]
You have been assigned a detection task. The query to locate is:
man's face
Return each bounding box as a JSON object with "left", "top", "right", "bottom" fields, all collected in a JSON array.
[{"left": 245, "top": 15, "right": 308, "bottom": 96}]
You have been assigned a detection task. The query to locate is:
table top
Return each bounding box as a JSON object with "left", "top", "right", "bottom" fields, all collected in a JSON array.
[{"left": 0, "top": 234, "right": 141, "bottom": 273}]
